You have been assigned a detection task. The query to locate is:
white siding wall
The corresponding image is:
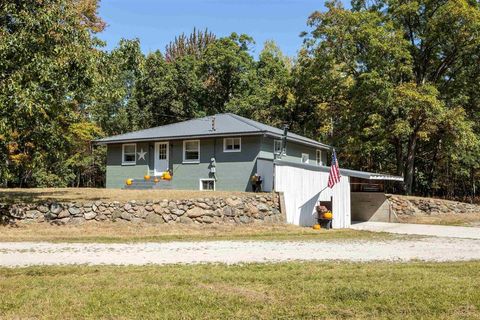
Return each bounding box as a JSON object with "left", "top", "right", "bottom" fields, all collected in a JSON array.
[{"left": 274, "top": 164, "right": 351, "bottom": 228}]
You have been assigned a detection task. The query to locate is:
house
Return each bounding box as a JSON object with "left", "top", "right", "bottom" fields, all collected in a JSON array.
[
  {"left": 94, "top": 113, "right": 404, "bottom": 228},
  {"left": 93, "top": 113, "right": 331, "bottom": 190}
]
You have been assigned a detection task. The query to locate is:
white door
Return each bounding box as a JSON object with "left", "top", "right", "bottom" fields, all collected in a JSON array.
[{"left": 154, "top": 142, "right": 169, "bottom": 176}]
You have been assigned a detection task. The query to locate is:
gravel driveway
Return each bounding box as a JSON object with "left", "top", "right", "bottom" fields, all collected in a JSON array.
[
  {"left": 351, "top": 222, "right": 480, "bottom": 239},
  {"left": 1, "top": 237, "right": 480, "bottom": 267}
]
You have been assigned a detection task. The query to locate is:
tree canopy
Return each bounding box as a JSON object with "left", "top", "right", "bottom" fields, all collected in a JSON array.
[{"left": 1, "top": 0, "right": 479, "bottom": 199}]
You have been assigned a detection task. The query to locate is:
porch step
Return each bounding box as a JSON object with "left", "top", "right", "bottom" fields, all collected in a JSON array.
[{"left": 123, "top": 177, "right": 173, "bottom": 190}]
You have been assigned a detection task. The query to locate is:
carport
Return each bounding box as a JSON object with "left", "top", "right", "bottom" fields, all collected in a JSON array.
[{"left": 272, "top": 160, "right": 403, "bottom": 228}]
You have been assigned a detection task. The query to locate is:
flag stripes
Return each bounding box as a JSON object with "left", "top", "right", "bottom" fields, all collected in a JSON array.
[{"left": 328, "top": 149, "right": 341, "bottom": 188}]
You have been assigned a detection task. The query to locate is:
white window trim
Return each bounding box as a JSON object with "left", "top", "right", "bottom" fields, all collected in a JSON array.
[
  {"left": 316, "top": 150, "right": 323, "bottom": 166},
  {"left": 122, "top": 143, "right": 136, "bottom": 166},
  {"left": 301, "top": 153, "right": 310, "bottom": 164},
  {"left": 223, "top": 137, "right": 241, "bottom": 152},
  {"left": 183, "top": 139, "right": 200, "bottom": 163},
  {"left": 274, "top": 140, "right": 285, "bottom": 155},
  {"left": 199, "top": 179, "right": 216, "bottom": 191}
]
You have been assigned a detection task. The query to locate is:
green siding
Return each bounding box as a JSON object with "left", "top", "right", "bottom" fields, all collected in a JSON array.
[
  {"left": 105, "top": 135, "right": 326, "bottom": 190},
  {"left": 106, "top": 137, "right": 260, "bottom": 191},
  {"left": 106, "top": 143, "right": 149, "bottom": 188},
  {"left": 259, "top": 136, "right": 327, "bottom": 165}
]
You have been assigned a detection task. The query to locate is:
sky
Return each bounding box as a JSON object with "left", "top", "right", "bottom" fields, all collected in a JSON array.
[{"left": 97, "top": 0, "right": 330, "bottom": 58}]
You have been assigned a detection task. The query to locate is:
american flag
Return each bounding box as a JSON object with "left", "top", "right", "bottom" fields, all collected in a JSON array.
[{"left": 328, "top": 149, "right": 341, "bottom": 188}]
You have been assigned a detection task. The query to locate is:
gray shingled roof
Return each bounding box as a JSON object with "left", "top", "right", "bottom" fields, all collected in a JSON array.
[{"left": 93, "top": 113, "right": 331, "bottom": 149}]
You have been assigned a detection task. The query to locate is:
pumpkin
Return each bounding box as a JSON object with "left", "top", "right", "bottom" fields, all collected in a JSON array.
[
  {"left": 144, "top": 175, "right": 151, "bottom": 181},
  {"left": 323, "top": 211, "right": 333, "bottom": 220},
  {"left": 163, "top": 171, "right": 172, "bottom": 180},
  {"left": 125, "top": 178, "right": 133, "bottom": 186},
  {"left": 313, "top": 224, "right": 321, "bottom": 230},
  {"left": 153, "top": 177, "right": 160, "bottom": 183}
]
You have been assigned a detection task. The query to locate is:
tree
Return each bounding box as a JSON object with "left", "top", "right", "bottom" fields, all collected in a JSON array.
[
  {"left": 165, "top": 27, "right": 216, "bottom": 62},
  {"left": 201, "top": 33, "right": 258, "bottom": 114},
  {"left": 90, "top": 39, "right": 145, "bottom": 136},
  {"left": 245, "top": 41, "right": 292, "bottom": 127},
  {"left": 0, "top": 0, "right": 104, "bottom": 187},
  {"left": 302, "top": 0, "right": 480, "bottom": 194}
]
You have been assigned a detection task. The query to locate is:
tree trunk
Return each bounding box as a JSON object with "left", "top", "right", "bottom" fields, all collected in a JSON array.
[
  {"left": 395, "top": 139, "right": 404, "bottom": 176},
  {"left": 404, "top": 133, "right": 418, "bottom": 195},
  {"left": 426, "top": 140, "right": 440, "bottom": 197},
  {"left": 471, "top": 166, "right": 476, "bottom": 204}
]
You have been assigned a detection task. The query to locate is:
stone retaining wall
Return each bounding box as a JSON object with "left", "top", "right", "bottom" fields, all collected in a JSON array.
[
  {"left": 388, "top": 195, "right": 480, "bottom": 216},
  {"left": 0, "top": 193, "right": 284, "bottom": 225}
]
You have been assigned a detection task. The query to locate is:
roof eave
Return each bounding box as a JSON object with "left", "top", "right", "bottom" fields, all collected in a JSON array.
[
  {"left": 264, "top": 132, "right": 332, "bottom": 150},
  {"left": 92, "top": 131, "right": 264, "bottom": 145},
  {"left": 274, "top": 160, "right": 404, "bottom": 182}
]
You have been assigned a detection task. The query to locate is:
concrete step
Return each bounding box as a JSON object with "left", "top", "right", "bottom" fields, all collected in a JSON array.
[{"left": 124, "top": 177, "right": 173, "bottom": 190}]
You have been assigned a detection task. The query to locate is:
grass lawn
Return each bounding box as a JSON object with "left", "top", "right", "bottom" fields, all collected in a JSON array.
[
  {"left": 0, "top": 223, "right": 397, "bottom": 243},
  {"left": 398, "top": 213, "right": 480, "bottom": 227},
  {"left": 0, "top": 262, "right": 479, "bottom": 319},
  {"left": 0, "top": 188, "right": 250, "bottom": 203}
]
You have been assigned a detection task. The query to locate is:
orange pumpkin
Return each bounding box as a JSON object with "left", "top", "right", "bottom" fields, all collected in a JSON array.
[
  {"left": 153, "top": 177, "right": 160, "bottom": 183},
  {"left": 144, "top": 175, "right": 151, "bottom": 181},
  {"left": 163, "top": 171, "right": 172, "bottom": 180},
  {"left": 313, "top": 224, "right": 321, "bottom": 230},
  {"left": 125, "top": 178, "right": 133, "bottom": 186},
  {"left": 323, "top": 211, "right": 333, "bottom": 220}
]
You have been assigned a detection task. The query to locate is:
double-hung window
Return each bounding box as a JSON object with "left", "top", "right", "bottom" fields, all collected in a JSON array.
[
  {"left": 183, "top": 140, "right": 200, "bottom": 163},
  {"left": 122, "top": 144, "right": 136, "bottom": 165},
  {"left": 223, "top": 137, "right": 241, "bottom": 152}
]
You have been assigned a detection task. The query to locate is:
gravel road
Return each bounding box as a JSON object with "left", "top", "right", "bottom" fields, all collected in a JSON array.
[{"left": 1, "top": 237, "right": 480, "bottom": 267}]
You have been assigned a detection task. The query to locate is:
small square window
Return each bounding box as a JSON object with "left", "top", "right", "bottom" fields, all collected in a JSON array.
[
  {"left": 301, "top": 153, "right": 309, "bottom": 164},
  {"left": 223, "top": 137, "right": 241, "bottom": 152},
  {"left": 200, "top": 179, "right": 215, "bottom": 191},
  {"left": 122, "top": 144, "right": 136, "bottom": 165}
]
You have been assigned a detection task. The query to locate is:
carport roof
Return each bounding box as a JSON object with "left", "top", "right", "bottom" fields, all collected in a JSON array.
[
  {"left": 274, "top": 159, "right": 404, "bottom": 181},
  {"left": 93, "top": 113, "right": 331, "bottom": 150}
]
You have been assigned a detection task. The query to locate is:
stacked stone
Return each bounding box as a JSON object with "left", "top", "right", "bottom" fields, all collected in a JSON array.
[
  {"left": 0, "top": 194, "right": 283, "bottom": 225},
  {"left": 387, "top": 195, "right": 480, "bottom": 216}
]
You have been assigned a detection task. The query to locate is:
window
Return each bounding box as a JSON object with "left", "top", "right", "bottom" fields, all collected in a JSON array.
[
  {"left": 316, "top": 150, "right": 323, "bottom": 166},
  {"left": 274, "top": 140, "right": 284, "bottom": 155},
  {"left": 158, "top": 143, "right": 167, "bottom": 160},
  {"left": 200, "top": 179, "right": 215, "bottom": 190},
  {"left": 183, "top": 140, "right": 200, "bottom": 163},
  {"left": 122, "top": 144, "right": 136, "bottom": 165},
  {"left": 223, "top": 137, "right": 241, "bottom": 152},
  {"left": 301, "top": 153, "right": 309, "bottom": 164}
]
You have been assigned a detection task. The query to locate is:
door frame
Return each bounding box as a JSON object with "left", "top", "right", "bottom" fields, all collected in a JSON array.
[{"left": 154, "top": 141, "right": 169, "bottom": 176}]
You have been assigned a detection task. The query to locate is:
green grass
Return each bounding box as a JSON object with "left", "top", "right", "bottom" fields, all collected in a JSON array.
[
  {"left": 1, "top": 262, "right": 479, "bottom": 319},
  {"left": 0, "top": 224, "right": 400, "bottom": 243}
]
